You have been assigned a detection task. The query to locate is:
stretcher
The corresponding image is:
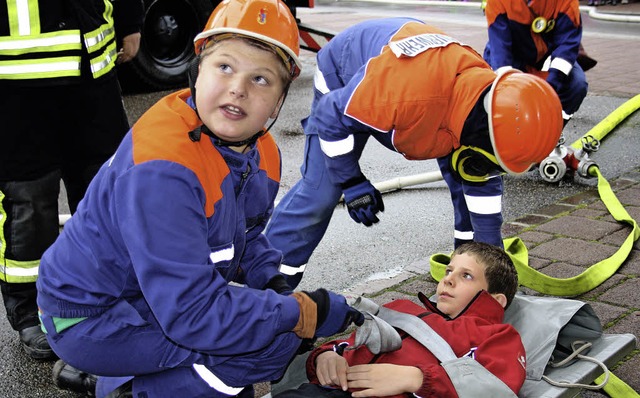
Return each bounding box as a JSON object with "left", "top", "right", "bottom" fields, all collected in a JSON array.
[{"left": 261, "top": 294, "right": 638, "bottom": 398}]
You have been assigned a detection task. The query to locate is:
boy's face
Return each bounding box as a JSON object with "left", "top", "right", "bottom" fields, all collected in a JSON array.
[
  {"left": 436, "top": 253, "right": 489, "bottom": 318},
  {"left": 195, "top": 38, "right": 286, "bottom": 149}
]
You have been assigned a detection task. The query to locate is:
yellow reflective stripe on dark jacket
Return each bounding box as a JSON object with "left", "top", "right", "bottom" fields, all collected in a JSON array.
[
  {"left": 0, "top": 191, "right": 39, "bottom": 283},
  {"left": 0, "top": 0, "right": 116, "bottom": 80},
  {"left": 83, "top": 0, "right": 117, "bottom": 78}
]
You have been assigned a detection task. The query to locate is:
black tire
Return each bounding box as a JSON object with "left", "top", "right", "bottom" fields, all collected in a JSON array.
[{"left": 122, "top": 0, "right": 217, "bottom": 92}]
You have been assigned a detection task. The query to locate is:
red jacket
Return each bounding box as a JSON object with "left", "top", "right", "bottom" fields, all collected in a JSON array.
[{"left": 306, "top": 291, "right": 526, "bottom": 397}]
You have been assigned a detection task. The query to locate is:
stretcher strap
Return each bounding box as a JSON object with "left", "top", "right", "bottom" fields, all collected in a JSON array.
[{"left": 430, "top": 168, "right": 639, "bottom": 296}]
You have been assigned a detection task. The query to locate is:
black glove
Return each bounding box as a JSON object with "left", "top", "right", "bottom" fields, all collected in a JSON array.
[
  {"left": 304, "top": 289, "right": 365, "bottom": 337},
  {"left": 264, "top": 275, "right": 293, "bottom": 295},
  {"left": 341, "top": 175, "right": 384, "bottom": 227}
]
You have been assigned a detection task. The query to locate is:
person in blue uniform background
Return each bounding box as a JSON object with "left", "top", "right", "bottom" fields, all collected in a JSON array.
[
  {"left": 265, "top": 18, "right": 564, "bottom": 289},
  {"left": 483, "top": 0, "right": 588, "bottom": 124}
]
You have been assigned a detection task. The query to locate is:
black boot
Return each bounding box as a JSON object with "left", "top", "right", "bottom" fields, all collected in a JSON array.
[
  {"left": 53, "top": 360, "right": 98, "bottom": 396},
  {"left": 19, "top": 325, "right": 56, "bottom": 360},
  {"left": 104, "top": 381, "right": 133, "bottom": 398}
]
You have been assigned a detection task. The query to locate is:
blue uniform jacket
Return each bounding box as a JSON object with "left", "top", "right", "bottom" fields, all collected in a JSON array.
[
  {"left": 307, "top": 17, "right": 495, "bottom": 186},
  {"left": 37, "top": 89, "right": 300, "bottom": 355},
  {"left": 483, "top": 0, "right": 582, "bottom": 73}
]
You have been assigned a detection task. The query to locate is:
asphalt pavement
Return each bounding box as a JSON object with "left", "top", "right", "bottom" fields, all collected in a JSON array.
[{"left": 1, "top": 1, "right": 638, "bottom": 397}]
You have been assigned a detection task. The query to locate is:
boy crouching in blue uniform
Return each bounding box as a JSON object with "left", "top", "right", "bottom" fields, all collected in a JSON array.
[{"left": 35, "top": 0, "right": 363, "bottom": 397}]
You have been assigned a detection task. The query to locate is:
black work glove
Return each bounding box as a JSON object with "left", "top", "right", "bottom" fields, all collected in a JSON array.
[
  {"left": 264, "top": 275, "right": 293, "bottom": 295},
  {"left": 304, "top": 289, "right": 365, "bottom": 337},
  {"left": 341, "top": 175, "right": 384, "bottom": 227}
]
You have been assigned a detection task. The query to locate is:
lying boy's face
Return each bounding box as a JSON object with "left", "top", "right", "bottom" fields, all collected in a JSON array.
[
  {"left": 436, "top": 253, "right": 489, "bottom": 318},
  {"left": 195, "top": 38, "right": 286, "bottom": 150}
]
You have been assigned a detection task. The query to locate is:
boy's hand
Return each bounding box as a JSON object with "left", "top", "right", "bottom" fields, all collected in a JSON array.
[
  {"left": 347, "top": 364, "right": 423, "bottom": 397},
  {"left": 315, "top": 351, "right": 349, "bottom": 391}
]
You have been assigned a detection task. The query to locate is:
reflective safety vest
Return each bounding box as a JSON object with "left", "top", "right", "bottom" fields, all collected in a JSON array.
[{"left": 0, "top": 0, "right": 118, "bottom": 81}]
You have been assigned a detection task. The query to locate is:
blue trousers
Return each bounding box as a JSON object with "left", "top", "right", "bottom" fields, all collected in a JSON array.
[
  {"left": 556, "top": 64, "right": 588, "bottom": 117},
  {"left": 41, "top": 297, "right": 300, "bottom": 397},
  {"left": 265, "top": 134, "right": 504, "bottom": 289}
]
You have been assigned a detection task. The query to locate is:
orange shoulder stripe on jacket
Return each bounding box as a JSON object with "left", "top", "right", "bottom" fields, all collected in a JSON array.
[
  {"left": 132, "top": 89, "right": 228, "bottom": 217},
  {"left": 256, "top": 132, "right": 281, "bottom": 183}
]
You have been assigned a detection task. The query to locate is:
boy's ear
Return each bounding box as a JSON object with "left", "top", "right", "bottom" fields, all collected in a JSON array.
[
  {"left": 270, "top": 94, "right": 286, "bottom": 119},
  {"left": 491, "top": 293, "right": 508, "bottom": 309}
]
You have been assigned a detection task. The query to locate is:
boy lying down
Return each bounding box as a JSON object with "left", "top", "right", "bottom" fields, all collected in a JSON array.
[{"left": 275, "top": 242, "right": 526, "bottom": 398}]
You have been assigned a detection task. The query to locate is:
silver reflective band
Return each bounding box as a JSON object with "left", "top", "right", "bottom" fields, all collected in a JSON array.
[
  {"left": 16, "top": 0, "right": 30, "bottom": 35},
  {"left": 90, "top": 52, "right": 114, "bottom": 75},
  {"left": 454, "top": 230, "right": 474, "bottom": 240},
  {"left": 192, "top": 364, "right": 244, "bottom": 396},
  {"left": 0, "top": 60, "right": 80, "bottom": 75},
  {"left": 209, "top": 245, "right": 235, "bottom": 264},
  {"left": 319, "top": 135, "right": 354, "bottom": 158},
  {"left": 0, "top": 34, "right": 80, "bottom": 51},
  {"left": 313, "top": 66, "right": 330, "bottom": 94},
  {"left": 0, "top": 264, "right": 39, "bottom": 278},
  {"left": 279, "top": 263, "right": 306, "bottom": 276},
  {"left": 84, "top": 26, "right": 114, "bottom": 49},
  {"left": 464, "top": 194, "right": 502, "bottom": 215},
  {"left": 550, "top": 57, "right": 573, "bottom": 76}
]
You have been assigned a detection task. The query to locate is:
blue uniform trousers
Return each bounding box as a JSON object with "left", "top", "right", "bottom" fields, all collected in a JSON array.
[
  {"left": 437, "top": 156, "right": 504, "bottom": 249},
  {"left": 41, "top": 297, "right": 300, "bottom": 397}
]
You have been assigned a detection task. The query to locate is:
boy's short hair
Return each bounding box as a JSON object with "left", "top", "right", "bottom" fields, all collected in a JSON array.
[
  {"left": 201, "top": 35, "right": 293, "bottom": 87},
  {"left": 452, "top": 242, "right": 519, "bottom": 308}
]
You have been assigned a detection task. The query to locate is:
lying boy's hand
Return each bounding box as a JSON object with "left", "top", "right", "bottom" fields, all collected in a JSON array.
[
  {"left": 315, "top": 351, "right": 349, "bottom": 391},
  {"left": 347, "top": 363, "right": 423, "bottom": 397}
]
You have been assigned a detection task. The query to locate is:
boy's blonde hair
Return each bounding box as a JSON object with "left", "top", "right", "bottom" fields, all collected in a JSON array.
[{"left": 451, "top": 242, "right": 519, "bottom": 308}]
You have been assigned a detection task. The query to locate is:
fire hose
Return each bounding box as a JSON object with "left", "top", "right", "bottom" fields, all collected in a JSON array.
[{"left": 431, "top": 94, "right": 640, "bottom": 298}]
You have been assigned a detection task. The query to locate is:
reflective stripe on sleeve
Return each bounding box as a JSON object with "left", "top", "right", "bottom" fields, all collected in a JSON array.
[
  {"left": 192, "top": 364, "right": 244, "bottom": 396},
  {"left": 209, "top": 245, "right": 235, "bottom": 264},
  {"left": 279, "top": 263, "right": 307, "bottom": 276},
  {"left": 550, "top": 57, "right": 573, "bottom": 75},
  {"left": 314, "top": 66, "right": 330, "bottom": 94},
  {"left": 319, "top": 135, "right": 355, "bottom": 158}
]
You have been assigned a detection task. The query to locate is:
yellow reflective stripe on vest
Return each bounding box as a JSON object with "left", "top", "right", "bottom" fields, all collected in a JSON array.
[
  {"left": 0, "top": 191, "right": 39, "bottom": 283},
  {"left": 90, "top": 40, "right": 117, "bottom": 78},
  {"left": 7, "top": 0, "right": 40, "bottom": 36},
  {"left": 3, "top": 0, "right": 116, "bottom": 79},
  {"left": 82, "top": 0, "right": 116, "bottom": 78},
  {"left": 0, "top": 259, "right": 39, "bottom": 283},
  {"left": 84, "top": 24, "right": 115, "bottom": 54},
  {"left": 0, "top": 56, "right": 82, "bottom": 79},
  {"left": 0, "top": 31, "right": 82, "bottom": 55}
]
